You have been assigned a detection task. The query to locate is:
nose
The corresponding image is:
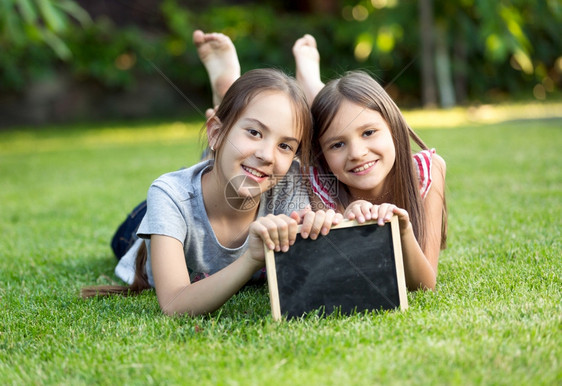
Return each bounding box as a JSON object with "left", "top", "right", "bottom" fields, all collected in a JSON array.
[
  {"left": 255, "top": 141, "right": 275, "bottom": 164},
  {"left": 347, "top": 140, "right": 368, "bottom": 160}
]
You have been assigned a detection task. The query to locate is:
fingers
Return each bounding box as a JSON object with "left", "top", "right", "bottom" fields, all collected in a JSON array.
[
  {"left": 289, "top": 205, "right": 312, "bottom": 224},
  {"left": 350, "top": 201, "right": 373, "bottom": 223},
  {"left": 343, "top": 200, "right": 372, "bottom": 223},
  {"left": 251, "top": 214, "right": 298, "bottom": 253},
  {"left": 373, "top": 203, "right": 408, "bottom": 226},
  {"left": 251, "top": 210, "right": 347, "bottom": 257},
  {"left": 375, "top": 204, "right": 392, "bottom": 226},
  {"left": 300, "top": 209, "right": 341, "bottom": 240},
  {"left": 345, "top": 201, "right": 408, "bottom": 226},
  {"left": 364, "top": 203, "right": 396, "bottom": 226}
]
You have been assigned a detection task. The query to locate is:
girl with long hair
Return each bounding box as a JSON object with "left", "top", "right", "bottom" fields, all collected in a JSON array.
[
  {"left": 293, "top": 35, "right": 447, "bottom": 290},
  {"left": 82, "top": 66, "right": 340, "bottom": 316}
]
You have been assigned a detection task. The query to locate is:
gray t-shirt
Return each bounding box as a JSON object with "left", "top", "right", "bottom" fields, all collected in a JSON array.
[{"left": 135, "top": 159, "right": 309, "bottom": 287}]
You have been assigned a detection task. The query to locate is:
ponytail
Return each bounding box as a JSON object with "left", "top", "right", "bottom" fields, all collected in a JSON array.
[{"left": 81, "top": 242, "right": 151, "bottom": 298}]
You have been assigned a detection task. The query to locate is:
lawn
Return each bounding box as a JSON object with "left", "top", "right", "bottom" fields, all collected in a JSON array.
[{"left": 1, "top": 103, "right": 560, "bottom": 385}]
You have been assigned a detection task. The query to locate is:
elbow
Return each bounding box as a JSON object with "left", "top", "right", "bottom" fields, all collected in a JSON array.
[
  {"left": 160, "top": 304, "right": 200, "bottom": 317},
  {"left": 159, "top": 302, "right": 198, "bottom": 317},
  {"left": 160, "top": 302, "right": 182, "bottom": 317},
  {"left": 156, "top": 283, "right": 215, "bottom": 317},
  {"left": 156, "top": 285, "right": 195, "bottom": 317},
  {"left": 424, "top": 278, "right": 437, "bottom": 291},
  {"left": 158, "top": 294, "right": 189, "bottom": 317},
  {"left": 407, "top": 272, "right": 437, "bottom": 292},
  {"left": 159, "top": 299, "right": 210, "bottom": 318},
  {"left": 417, "top": 258, "right": 438, "bottom": 291},
  {"left": 422, "top": 270, "right": 437, "bottom": 291},
  {"left": 409, "top": 281, "right": 436, "bottom": 292},
  {"left": 157, "top": 290, "right": 180, "bottom": 316}
]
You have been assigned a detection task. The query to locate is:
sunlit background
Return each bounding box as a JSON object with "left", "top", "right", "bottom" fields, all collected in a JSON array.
[{"left": 1, "top": 0, "right": 560, "bottom": 128}]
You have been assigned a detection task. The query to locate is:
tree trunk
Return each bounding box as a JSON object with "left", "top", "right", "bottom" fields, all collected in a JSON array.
[
  {"left": 434, "top": 25, "right": 456, "bottom": 108},
  {"left": 453, "top": 33, "right": 468, "bottom": 104},
  {"left": 419, "top": 0, "right": 437, "bottom": 108}
]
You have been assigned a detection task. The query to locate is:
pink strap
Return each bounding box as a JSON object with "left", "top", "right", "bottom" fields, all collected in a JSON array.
[
  {"left": 413, "top": 149, "right": 435, "bottom": 199},
  {"left": 307, "top": 166, "right": 337, "bottom": 210}
]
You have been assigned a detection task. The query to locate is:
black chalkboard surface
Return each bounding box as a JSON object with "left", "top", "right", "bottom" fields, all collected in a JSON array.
[{"left": 265, "top": 216, "right": 408, "bottom": 320}]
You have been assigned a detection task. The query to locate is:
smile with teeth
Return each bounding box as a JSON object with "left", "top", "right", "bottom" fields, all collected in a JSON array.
[
  {"left": 243, "top": 165, "right": 267, "bottom": 178},
  {"left": 351, "top": 161, "right": 376, "bottom": 173}
]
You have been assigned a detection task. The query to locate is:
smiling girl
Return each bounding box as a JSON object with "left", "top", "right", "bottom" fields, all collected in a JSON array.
[
  {"left": 82, "top": 68, "right": 340, "bottom": 316},
  {"left": 310, "top": 72, "right": 447, "bottom": 290},
  {"left": 292, "top": 34, "right": 447, "bottom": 291},
  {"left": 190, "top": 31, "right": 447, "bottom": 291}
]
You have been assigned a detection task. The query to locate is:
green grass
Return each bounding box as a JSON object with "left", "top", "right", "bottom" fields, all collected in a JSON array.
[{"left": 1, "top": 106, "right": 561, "bottom": 385}]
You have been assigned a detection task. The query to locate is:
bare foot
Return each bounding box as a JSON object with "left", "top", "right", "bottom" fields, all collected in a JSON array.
[
  {"left": 205, "top": 106, "right": 218, "bottom": 120},
  {"left": 193, "top": 30, "right": 241, "bottom": 107},
  {"left": 292, "top": 34, "right": 325, "bottom": 104}
]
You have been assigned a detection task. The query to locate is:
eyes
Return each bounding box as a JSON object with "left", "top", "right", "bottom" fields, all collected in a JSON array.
[
  {"left": 246, "top": 128, "right": 296, "bottom": 153},
  {"left": 328, "top": 129, "right": 376, "bottom": 150},
  {"left": 330, "top": 142, "right": 344, "bottom": 150},
  {"left": 247, "top": 128, "right": 260, "bottom": 138},
  {"left": 278, "top": 143, "right": 294, "bottom": 151}
]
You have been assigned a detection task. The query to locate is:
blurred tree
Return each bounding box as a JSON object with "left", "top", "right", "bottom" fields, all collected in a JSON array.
[
  {"left": 433, "top": 0, "right": 561, "bottom": 103},
  {"left": 0, "top": 0, "right": 91, "bottom": 90},
  {"left": 343, "top": 0, "right": 560, "bottom": 105},
  {"left": 1, "top": 0, "right": 560, "bottom": 122},
  {"left": 419, "top": 0, "right": 438, "bottom": 107},
  {"left": 1, "top": 0, "right": 91, "bottom": 59}
]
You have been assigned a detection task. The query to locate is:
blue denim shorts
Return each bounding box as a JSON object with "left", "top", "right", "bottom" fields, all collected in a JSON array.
[{"left": 110, "top": 200, "right": 147, "bottom": 260}]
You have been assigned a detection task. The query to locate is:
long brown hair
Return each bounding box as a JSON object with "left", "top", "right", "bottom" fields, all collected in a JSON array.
[
  {"left": 81, "top": 242, "right": 150, "bottom": 297},
  {"left": 210, "top": 68, "right": 312, "bottom": 169},
  {"left": 310, "top": 70, "right": 447, "bottom": 250},
  {"left": 82, "top": 68, "right": 312, "bottom": 298}
]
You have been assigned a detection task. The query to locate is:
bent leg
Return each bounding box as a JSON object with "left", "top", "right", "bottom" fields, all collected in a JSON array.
[
  {"left": 193, "top": 29, "right": 241, "bottom": 107},
  {"left": 292, "top": 34, "right": 325, "bottom": 104}
]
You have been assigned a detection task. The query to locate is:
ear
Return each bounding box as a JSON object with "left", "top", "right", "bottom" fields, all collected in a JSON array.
[{"left": 206, "top": 116, "right": 222, "bottom": 151}]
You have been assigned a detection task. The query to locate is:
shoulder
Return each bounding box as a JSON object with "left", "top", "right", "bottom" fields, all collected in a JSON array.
[
  {"left": 150, "top": 160, "right": 212, "bottom": 199},
  {"left": 429, "top": 152, "right": 446, "bottom": 193},
  {"left": 139, "top": 162, "right": 212, "bottom": 242},
  {"left": 426, "top": 151, "right": 446, "bottom": 183},
  {"left": 266, "top": 160, "right": 311, "bottom": 215},
  {"left": 413, "top": 149, "right": 446, "bottom": 199},
  {"left": 431, "top": 152, "right": 446, "bottom": 175}
]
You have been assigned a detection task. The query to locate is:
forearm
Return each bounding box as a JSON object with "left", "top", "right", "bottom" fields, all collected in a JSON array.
[
  {"left": 399, "top": 223, "right": 436, "bottom": 291},
  {"left": 156, "top": 254, "right": 263, "bottom": 316}
]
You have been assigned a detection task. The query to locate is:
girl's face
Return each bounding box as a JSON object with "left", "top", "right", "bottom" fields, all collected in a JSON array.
[
  {"left": 211, "top": 90, "right": 301, "bottom": 198},
  {"left": 319, "top": 99, "right": 396, "bottom": 201}
]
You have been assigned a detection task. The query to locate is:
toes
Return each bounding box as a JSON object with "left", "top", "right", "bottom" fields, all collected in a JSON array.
[{"left": 193, "top": 29, "right": 205, "bottom": 46}]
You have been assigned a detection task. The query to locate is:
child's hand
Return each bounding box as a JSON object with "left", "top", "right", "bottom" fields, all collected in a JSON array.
[
  {"left": 345, "top": 200, "right": 410, "bottom": 227},
  {"left": 295, "top": 209, "right": 342, "bottom": 240},
  {"left": 248, "top": 214, "right": 299, "bottom": 262}
]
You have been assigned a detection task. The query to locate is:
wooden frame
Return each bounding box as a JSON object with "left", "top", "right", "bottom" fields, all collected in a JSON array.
[{"left": 265, "top": 216, "right": 408, "bottom": 321}]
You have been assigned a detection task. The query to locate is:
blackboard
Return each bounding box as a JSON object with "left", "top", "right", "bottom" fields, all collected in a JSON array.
[{"left": 265, "top": 216, "right": 408, "bottom": 320}]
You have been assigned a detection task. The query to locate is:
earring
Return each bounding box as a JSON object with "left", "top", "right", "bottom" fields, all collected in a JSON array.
[{"left": 210, "top": 145, "right": 215, "bottom": 151}]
